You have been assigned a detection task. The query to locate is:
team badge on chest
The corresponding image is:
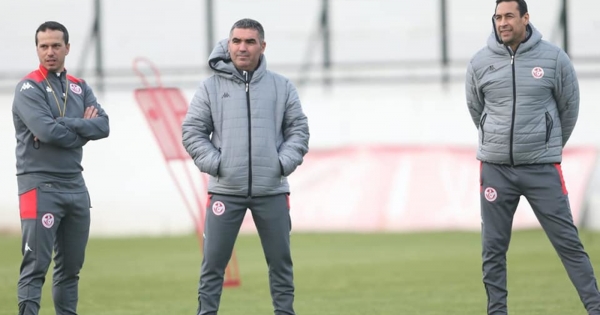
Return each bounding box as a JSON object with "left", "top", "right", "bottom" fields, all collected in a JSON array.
[
  {"left": 69, "top": 83, "right": 82, "bottom": 94},
  {"left": 531, "top": 67, "right": 544, "bottom": 79}
]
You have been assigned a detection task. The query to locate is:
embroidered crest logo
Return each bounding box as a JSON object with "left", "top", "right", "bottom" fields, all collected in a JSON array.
[
  {"left": 532, "top": 67, "right": 544, "bottom": 79},
  {"left": 69, "top": 83, "right": 82, "bottom": 94},
  {"left": 484, "top": 187, "right": 497, "bottom": 202},
  {"left": 42, "top": 213, "right": 55, "bottom": 228},
  {"left": 212, "top": 201, "right": 225, "bottom": 216}
]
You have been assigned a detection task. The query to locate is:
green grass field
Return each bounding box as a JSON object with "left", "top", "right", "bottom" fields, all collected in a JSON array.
[{"left": 2, "top": 230, "right": 600, "bottom": 314}]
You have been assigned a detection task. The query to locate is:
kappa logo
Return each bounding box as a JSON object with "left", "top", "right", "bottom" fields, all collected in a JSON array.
[
  {"left": 46, "top": 86, "right": 53, "bottom": 93},
  {"left": 42, "top": 213, "right": 55, "bottom": 228},
  {"left": 69, "top": 83, "right": 82, "bottom": 94},
  {"left": 212, "top": 201, "right": 225, "bottom": 216},
  {"left": 20, "top": 82, "right": 33, "bottom": 91},
  {"left": 484, "top": 187, "right": 498, "bottom": 202},
  {"left": 24, "top": 242, "right": 33, "bottom": 252},
  {"left": 222, "top": 92, "right": 230, "bottom": 98},
  {"left": 532, "top": 67, "right": 544, "bottom": 79},
  {"left": 488, "top": 65, "right": 496, "bottom": 71}
]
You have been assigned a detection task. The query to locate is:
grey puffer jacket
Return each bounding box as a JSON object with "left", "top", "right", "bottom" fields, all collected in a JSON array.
[
  {"left": 466, "top": 23, "right": 579, "bottom": 165},
  {"left": 182, "top": 39, "right": 310, "bottom": 197}
]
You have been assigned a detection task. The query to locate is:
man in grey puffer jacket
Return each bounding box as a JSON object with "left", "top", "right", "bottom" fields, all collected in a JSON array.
[
  {"left": 466, "top": 1, "right": 600, "bottom": 314},
  {"left": 182, "top": 18, "right": 309, "bottom": 315}
]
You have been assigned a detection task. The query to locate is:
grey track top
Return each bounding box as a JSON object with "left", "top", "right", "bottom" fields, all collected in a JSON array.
[
  {"left": 12, "top": 66, "right": 110, "bottom": 193},
  {"left": 182, "top": 39, "right": 310, "bottom": 197},
  {"left": 466, "top": 23, "right": 579, "bottom": 165}
]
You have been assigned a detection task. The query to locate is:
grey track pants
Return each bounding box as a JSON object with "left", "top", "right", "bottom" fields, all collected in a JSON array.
[
  {"left": 480, "top": 162, "right": 600, "bottom": 315},
  {"left": 198, "top": 193, "right": 294, "bottom": 315},
  {"left": 17, "top": 187, "right": 91, "bottom": 315}
]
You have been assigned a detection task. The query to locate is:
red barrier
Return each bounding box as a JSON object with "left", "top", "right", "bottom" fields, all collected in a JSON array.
[
  {"left": 238, "top": 146, "right": 598, "bottom": 232},
  {"left": 132, "top": 57, "right": 240, "bottom": 287}
]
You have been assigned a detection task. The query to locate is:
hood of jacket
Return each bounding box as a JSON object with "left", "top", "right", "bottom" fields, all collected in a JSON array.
[
  {"left": 207, "top": 38, "right": 267, "bottom": 82},
  {"left": 487, "top": 21, "right": 542, "bottom": 55}
]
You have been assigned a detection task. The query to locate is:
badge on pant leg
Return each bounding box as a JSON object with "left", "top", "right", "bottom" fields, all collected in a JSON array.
[
  {"left": 484, "top": 187, "right": 497, "bottom": 202},
  {"left": 212, "top": 201, "right": 225, "bottom": 216},
  {"left": 41, "top": 213, "right": 54, "bottom": 228}
]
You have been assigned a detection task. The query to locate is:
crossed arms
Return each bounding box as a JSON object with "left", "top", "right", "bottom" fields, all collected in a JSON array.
[{"left": 13, "top": 81, "right": 110, "bottom": 149}]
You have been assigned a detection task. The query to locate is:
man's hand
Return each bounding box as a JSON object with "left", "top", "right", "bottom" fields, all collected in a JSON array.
[{"left": 83, "top": 106, "right": 98, "bottom": 119}]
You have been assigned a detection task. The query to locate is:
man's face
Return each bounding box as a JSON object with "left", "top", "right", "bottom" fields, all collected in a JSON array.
[
  {"left": 36, "top": 29, "right": 70, "bottom": 72},
  {"left": 494, "top": 1, "right": 529, "bottom": 48},
  {"left": 228, "top": 28, "right": 266, "bottom": 72}
]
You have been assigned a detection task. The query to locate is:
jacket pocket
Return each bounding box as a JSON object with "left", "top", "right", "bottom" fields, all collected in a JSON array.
[
  {"left": 480, "top": 113, "right": 488, "bottom": 145},
  {"left": 86, "top": 191, "right": 93, "bottom": 209},
  {"left": 216, "top": 147, "right": 222, "bottom": 181},
  {"left": 545, "top": 112, "right": 553, "bottom": 149}
]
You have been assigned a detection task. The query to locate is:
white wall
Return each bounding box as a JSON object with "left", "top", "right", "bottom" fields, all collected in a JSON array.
[{"left": 1, "top": 79, "right": 600, "bottom": 236}]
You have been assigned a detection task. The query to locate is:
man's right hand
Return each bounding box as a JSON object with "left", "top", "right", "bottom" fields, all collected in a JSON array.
[{"left": 83, "top": 106, "right": 98, "bottom": 119}]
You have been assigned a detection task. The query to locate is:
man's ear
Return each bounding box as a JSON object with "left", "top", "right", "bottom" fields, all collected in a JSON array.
[{"left": 65, "top": 43, "right": 70, "bottom": 55}]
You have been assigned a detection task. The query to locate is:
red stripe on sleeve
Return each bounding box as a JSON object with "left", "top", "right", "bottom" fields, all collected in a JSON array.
[
  {"left": 554, "top": 164, "right": 569, "bottom": 195},
  {"left": 24, "top": 70, "right": 45, "bottom": 83},
  {"left": 67, "top": 74, "right": 83, "bottom": 83},
  {"left": 19, "top": 189, "right": 38, "bottom": 219}
]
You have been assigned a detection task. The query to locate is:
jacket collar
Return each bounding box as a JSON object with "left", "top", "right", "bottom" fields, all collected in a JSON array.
[
  {"left": 488, "top": 22, "right": 542, "bottom": 55},
  {"left": 207, "top": 38, "right": 266, "bottom": 83},
  {"left": 38, "top": 64, "right": 67, "bottom": 79}
]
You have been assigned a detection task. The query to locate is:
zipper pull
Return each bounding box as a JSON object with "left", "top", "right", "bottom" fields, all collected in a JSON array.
[
  {"left": 511, "top": 55, "right": 514, "bottom": 65},
  {"left": 243, "top": 71, "right": 249, "bottom": 92},
  {"left": 246, "top": 82, "right": 249, "bottom": 92},
  {"left": 546, "top": 142, "right": 549, "bottom": 150}
]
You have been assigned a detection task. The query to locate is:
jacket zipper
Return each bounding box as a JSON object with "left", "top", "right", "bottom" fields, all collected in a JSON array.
[
  {"left": 244, "top": 71, "right": 252, "bottom": 197},
  {"left": 508, "top": 49, "right": 517, "bottom": 166}
]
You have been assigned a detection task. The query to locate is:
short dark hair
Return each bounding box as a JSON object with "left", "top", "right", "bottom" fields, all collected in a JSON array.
[
  {"left": 229, "top": 18, "right": 265, "bottom": 43},
  {"left": 496, "top": 0, "right": 528, "bottom": 17},
  {"left": 35, "top": 21, "right": 69, "bottom": 46}
]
